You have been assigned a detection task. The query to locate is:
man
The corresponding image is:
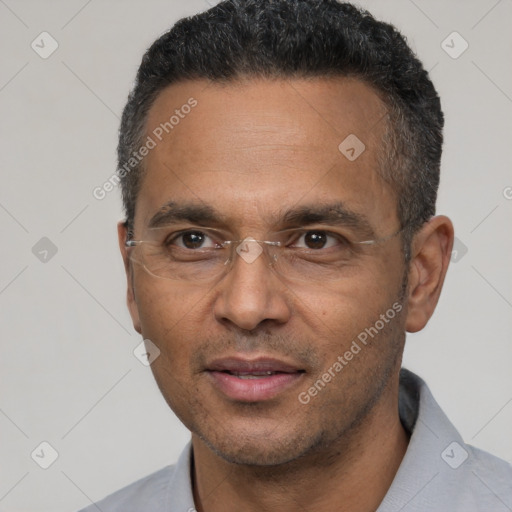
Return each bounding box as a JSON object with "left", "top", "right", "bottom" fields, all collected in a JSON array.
[{"left": 80, "top": 0, "right": 512, "bottom": 510}]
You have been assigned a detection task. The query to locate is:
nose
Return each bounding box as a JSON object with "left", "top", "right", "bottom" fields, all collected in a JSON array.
[{"left": 212, "top": 239, "right": 291, "bottom": 331}]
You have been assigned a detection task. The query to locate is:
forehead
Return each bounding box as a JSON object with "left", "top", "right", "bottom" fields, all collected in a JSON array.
[{"left": 136, "top": 76, "right": 396, "bottom": 233}]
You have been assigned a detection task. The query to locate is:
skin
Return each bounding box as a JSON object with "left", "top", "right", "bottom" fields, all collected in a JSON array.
[{"left": 118, "top": 77, "right": 454, "bottom": 512}]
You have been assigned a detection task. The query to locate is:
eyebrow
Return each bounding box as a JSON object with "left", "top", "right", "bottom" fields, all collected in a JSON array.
[
  {"left": 147, "top": 200, "right": 376, "bottom": 238},
  {"left": 147, "top": 202, "right": 227, "bottom": 229},
  {"left": 280, "top": 203, "right": 376, "bottom": 238}
]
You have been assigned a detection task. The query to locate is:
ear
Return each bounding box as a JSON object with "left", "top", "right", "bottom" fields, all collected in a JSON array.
[
  {"left": 405, "top": 215, "right": 454, "bottom": 333},
  {"left": 117, "top": 221, "right": 142, "bottom": 334}
]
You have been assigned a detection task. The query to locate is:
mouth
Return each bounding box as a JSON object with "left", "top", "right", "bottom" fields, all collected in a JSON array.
[
  {"left": 221, "top": 371, "right": 286, "bottom": 379},
  {"left": 205, "top": 357, "right": 306, "bottom": 402}
]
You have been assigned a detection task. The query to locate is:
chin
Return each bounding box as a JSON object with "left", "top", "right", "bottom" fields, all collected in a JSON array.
[
  {"left": 196, "top": 421, "right": 320, "bottom": 467},
  {"left": 207, "top": 439, "right": 303, "bottom": 467}
]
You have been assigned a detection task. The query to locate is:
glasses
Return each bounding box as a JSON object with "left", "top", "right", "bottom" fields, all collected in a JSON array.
[{"left": 125, "top": 225, "right": 405, "bottom": 283}]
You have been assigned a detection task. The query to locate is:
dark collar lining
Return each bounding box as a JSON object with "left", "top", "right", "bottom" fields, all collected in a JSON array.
[{"left": 398, "top": 368, "right": 421, "bottom": 435}]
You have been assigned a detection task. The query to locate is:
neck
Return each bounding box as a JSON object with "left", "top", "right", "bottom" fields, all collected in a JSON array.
[{"left": 191, "top": 375, "right": 409, "bottom": 512}]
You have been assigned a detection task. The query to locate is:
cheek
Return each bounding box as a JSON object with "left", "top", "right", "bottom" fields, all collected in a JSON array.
[
  {"left": 134, "top": 276, "right": 206, "bottom": 349},
  {"left": 295, "top": 265, "right": 402, "bottom": 347},
  {"left": 134, "top": 282, "right": 206, "bottom": 400},
  {"left": 297, "top": 267, "right": 396, "bottom": 314}
]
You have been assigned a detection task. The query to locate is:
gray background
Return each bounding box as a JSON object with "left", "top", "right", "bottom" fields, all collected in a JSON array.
[{"left": 0, "top": 0, "right": 511, "bottom": 510}]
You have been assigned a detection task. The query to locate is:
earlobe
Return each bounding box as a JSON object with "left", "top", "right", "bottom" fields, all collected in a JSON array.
[
  {"left": 117, "top": 221, "right": 142, "bottom": 334},
  {"left": 404, "top": 216, "right": 454, "bottom": 333}
]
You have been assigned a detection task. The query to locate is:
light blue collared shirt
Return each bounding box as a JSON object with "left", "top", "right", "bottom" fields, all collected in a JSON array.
[{"left": 78, "top": 369, "right": 512, "bottom": 511}]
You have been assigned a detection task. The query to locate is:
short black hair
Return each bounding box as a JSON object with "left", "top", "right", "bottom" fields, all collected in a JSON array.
[{"left": 118, "top": 0, "right": 443, "bottom": 255}]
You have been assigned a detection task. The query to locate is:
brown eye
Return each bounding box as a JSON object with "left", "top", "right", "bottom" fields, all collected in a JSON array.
[
  {"left": 181, "top": 231, "right": 206, "bottom": 249},
  {"left": 169, "top": 231, "right": 218, "bottom": 250},
  {"left": 304, "top": 232, "right": 328, "bottom": 249},
  {"left": 294, "top": 231, "right": 342, "bottom": 250}
]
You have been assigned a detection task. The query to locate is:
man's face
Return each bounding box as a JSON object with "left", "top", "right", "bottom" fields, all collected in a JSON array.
[{"left": 121, "top": 77, "right": 408, "bottom": 466}]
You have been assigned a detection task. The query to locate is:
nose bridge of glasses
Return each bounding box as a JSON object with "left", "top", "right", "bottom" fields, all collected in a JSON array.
[
  {"left": 218, "top": 237, "right": 282, "bottom": 286},
  {"left": 232, "top": 237, "right": 275, "bottom": 266}
]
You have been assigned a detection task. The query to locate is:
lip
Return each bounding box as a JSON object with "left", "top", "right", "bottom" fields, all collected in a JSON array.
[{"left": 205, "top": 356, "right": 305, "bottom": 402}]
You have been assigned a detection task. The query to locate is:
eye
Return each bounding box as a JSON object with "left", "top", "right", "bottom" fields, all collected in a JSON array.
[
  {"left": 168, "top": 230, "right": 220, "bottom": 250},
  {"left": 292, "top": 230, "right": 347, "bottom": 250}
]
